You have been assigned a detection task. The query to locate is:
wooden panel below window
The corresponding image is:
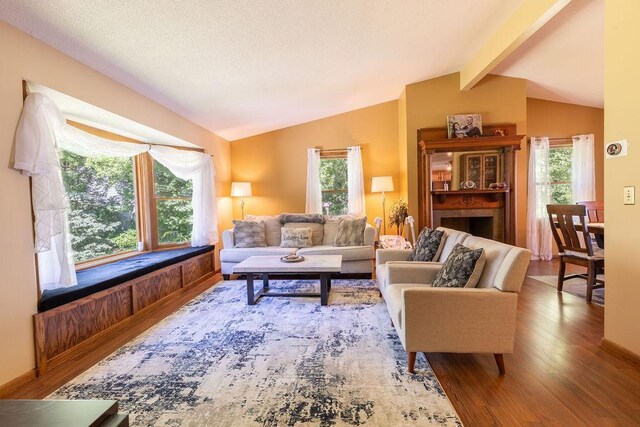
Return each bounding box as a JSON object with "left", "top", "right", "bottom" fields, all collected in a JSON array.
[
  {"left": 132, "top": 265, "right": 182, "bottom": 313},
  {"left": 33, "top": 250, "right": 215, "bottom": 375},
  {"left": 183, "top": 253, "right": 214, "bottom": 286}
]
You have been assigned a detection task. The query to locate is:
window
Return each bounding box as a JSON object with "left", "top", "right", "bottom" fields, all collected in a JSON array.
[
  {"left": 60, "top": 151, "right": 137, "bottom": 262},
  {"left": 549, "top": 146, "right": 573, "bottom": 204},
  {"left": 153, "top": 160, "right": 193, "bottom": 245},
  {"left": 319, "top": 155, "right": 348, "bottom": 215}
]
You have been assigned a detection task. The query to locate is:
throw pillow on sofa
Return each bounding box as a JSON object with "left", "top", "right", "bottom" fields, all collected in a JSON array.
[
  {"left": 407, "top": 227, "right": 445, "bottom": 262},
  {"left": 245, "top": 214, "right": 281, "bottom": 246},
  {"left": 283, "top": 222, "right": 324, "bottom": 246},
  {"left": 233, "top": 220, "right": 267, "bottom": 248},
  {"left": 432, "top": 243, "right": 486, "bottom": 288},
  {"left": 334, "top": 216, "right": 367, "bottom": 247},
  {"left": 281, "top": 227, "right": 313, "bottom": 248}
]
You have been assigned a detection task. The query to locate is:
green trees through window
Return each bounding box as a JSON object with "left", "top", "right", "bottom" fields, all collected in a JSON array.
[
  {"left": 60, "top": 151, "right": 195, "bottom": 264},
  {"left": 549, "top": 147, "right": 572, "bottom": 204},
  {"left": 60, "top": 151, "right": 137, "bottom": 262},
  {"left": 319, "top": 157, "right": 348, "bottom": 215},
  {"left": 153, "top": 160, "right": 193, "bottom": 244}
]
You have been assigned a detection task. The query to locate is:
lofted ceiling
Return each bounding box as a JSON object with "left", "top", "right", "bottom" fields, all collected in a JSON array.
[{"left": 0, "top": 1, "right": 603, "bottom": 141}]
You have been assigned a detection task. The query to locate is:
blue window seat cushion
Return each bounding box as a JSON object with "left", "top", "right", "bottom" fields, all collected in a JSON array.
[{"left": 39, "top": 245, "right": 215, "bottom": 312}]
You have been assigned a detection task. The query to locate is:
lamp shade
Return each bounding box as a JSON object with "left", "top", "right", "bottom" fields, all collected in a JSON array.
[
  {"left": 371, "top": 176, "right": 394, "bottom": 193},
  {"left": 231, "top": 182, "right": 252, "bottom": 197}
]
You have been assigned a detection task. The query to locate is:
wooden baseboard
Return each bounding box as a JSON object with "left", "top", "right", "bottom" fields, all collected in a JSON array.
[
  {"left": 600, "top": 337, "right": 640, "bottom": 366},
  {"left": 0, "top": 369, "right": 37, "bottom": 398}
]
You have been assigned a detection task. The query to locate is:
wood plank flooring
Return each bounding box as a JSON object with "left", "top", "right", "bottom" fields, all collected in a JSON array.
[
  {"left": 426, "top": 260, "right": 640, "bottom": 426},
  {"left": 5, "top": 263, "right": 640, "bottom": 426}
]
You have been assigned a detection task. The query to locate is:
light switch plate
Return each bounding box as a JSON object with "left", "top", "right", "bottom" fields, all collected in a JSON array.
[{"left": 624, "top": 186, "right": 635, "bottom": 205}]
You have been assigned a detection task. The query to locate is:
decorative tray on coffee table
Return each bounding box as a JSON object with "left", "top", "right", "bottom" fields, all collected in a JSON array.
[{"left": 280, "top": 255, "right": 305, "bottom": 263}]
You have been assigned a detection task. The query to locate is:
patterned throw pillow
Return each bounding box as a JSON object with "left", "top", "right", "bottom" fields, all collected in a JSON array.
[
  {"left": 280, "top": 227, "right": 313, "bottom": 248},
  {"left": 407, "top": 228, "right": 445, "bottom": 262},
  {"left": 245, "top": 214, "right": 282, "bottom": 246},
  {"left": 233, "top": 220, "right": 267, "bottom": 248},
  {"left": 333, "top": 216, "right": 367, "bottom": 247},
  {"left": 432, "top": 244, "right": 486, "bottom": 288}
]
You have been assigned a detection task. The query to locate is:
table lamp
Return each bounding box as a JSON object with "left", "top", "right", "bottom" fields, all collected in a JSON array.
[
  {"left": 371, "top": 176, "right": 394, "bottom": 234},
  {"left": 231, "top": 182, "right": 252, "bottom": 219}
]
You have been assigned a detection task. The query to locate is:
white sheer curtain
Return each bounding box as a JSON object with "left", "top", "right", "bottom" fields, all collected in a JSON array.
[
  {"left": 305, "top": 148, "right": 322, "bottom": 214},
  {"left": 572, "top": 134, "right": 596, "bottom": 203},
  {"left": 15, "top": 93, "right": 77, "bottom": 289},
  {"left": 526, "top": 137, "right": 553, "bottom": 261},
  {"left": 347, "top": 146, "right": 366, "bottom": 216},
  {"left": 149, "top": 146, "right": 218, "bottom": 246},
  {"left": 14, "top": 93, "right": 218, "bottom": 291}
]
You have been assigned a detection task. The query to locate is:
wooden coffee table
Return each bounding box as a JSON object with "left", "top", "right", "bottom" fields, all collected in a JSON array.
[{"left": 232, "top": 255, "right": 342, "bottom": 306}]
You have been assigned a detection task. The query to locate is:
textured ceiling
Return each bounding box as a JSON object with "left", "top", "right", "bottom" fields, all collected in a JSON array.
[{"left": 1, "top": 1, "right": 603, "bottom": 141}]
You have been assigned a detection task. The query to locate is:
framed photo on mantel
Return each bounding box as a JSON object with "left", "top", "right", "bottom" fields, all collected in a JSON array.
[{"left": 447, "top": 114, "right": 483, "bottom": 139}]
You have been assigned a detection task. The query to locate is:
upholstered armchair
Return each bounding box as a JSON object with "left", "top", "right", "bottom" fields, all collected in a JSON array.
[{"left": 379, "top": 235, "right": 531, "bottom": 374}]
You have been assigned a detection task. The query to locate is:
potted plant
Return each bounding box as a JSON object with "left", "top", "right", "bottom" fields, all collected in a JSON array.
[{"left": 389, "top": 198, "right": 409, "bottom": 236}]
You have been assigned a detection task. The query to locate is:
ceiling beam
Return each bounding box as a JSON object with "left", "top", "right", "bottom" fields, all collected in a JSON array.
[{"left": 460, "top": 0, "right": 572, "bottom": 91}]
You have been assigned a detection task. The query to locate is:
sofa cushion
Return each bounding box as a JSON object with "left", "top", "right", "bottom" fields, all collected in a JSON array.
[
  {"left": 280, "top": 227, "right": 313, "bottom": 248},
  {"left": 220, "top": 246, "right": 297, "bottom": 263},
  {"left": 280, "top": 213, "right": 325, "bottom": 224},
  {"left": 322, "top": 215, "right": 356, "bottom": 245},
  {"left": 284, "top": 222, "right": 323, "bottom": 245},
  {"left": 435, "top": 227, "right": 471, "bottom": 262},
  {"left": 407, "top": 227, "right": 445, "bottom": 262},
  {"left": 334, "top": 216, "right": 367, "bottom": 247},
  {"left": 232, "top": 220, "right": 267, "bottom": 248},
  {"left": 432, "top": 244, "right": 486, "bottom": 288},
  {"left": 297, "top": 245, "right": 373, "bottom": 261},
  {"left": 245, "top": 214, "right": 281, "bottom": 246}
]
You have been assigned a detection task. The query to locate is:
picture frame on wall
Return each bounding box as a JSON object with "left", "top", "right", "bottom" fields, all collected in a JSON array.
[{"left": 447, "top": 114, "right": 483, "bottom": 138}]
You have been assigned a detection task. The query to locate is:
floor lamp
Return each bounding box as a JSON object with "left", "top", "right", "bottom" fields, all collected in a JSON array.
[
  {"left": 231, "top": 182, "right": 252, "bottom": 219},
  {"left": 371, "top": 176, "right": 394, "bottom": 235}
]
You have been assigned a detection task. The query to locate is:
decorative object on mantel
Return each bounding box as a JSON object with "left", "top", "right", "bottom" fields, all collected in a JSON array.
[
  {"left": 371, "top": 176, "right": 394, "bottom": 234},
  {"left": 447, "top": 113, "right": 483, "bottom": 138},
  {"left": 388, "top": 198, "right": 409, "bottom": 236},
  {"left": 489, "top": 182, "right": 508, "bottom": 190},
  {"left": 460, "top": 180, "right": 476, "bottom": 189},
  {"left": 231, "top": 182, "right": 252, "bottom": 219}
]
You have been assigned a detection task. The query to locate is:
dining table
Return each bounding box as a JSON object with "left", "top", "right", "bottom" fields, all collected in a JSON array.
[{"left": 587, "top": 222, "right": 604, "bottom": 248}]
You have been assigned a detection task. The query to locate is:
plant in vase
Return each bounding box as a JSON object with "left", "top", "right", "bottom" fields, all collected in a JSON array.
[{"left": 389, "top": 198, "right": 409, "bottom": 236}]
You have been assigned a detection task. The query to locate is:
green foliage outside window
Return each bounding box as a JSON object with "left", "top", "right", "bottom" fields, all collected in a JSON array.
[
  {"left": 153, "top": 160, "right": 193, "bottom": 244},
  {"left": 549, "top": 147, "right": 573, "bottom": 204},
  {"left": 60, "top": 151, "right": 137, "bottom": 262},
  {"left": 320, "top": 158, "right": 348, "bottom": 215}
]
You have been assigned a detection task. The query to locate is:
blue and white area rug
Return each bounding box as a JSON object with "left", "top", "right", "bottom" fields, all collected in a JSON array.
[{"left": 50, "top": 279, "right": 462, "bottom": 426}]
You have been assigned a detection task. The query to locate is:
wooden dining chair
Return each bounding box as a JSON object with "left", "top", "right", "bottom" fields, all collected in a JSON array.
[
  {"left": 576, "top": 200, "right": 604, "bottom": 223},
  {"left": 547, "top": 204, "right": 604, "bottom": 302}
]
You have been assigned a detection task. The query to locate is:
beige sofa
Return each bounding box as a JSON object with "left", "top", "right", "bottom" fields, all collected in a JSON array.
[
  {"left": 376, "top": 227, "right": 531, "bottom": 374},
  {"left": 221, "top": 214, "right": 376, "bottom": 279}
]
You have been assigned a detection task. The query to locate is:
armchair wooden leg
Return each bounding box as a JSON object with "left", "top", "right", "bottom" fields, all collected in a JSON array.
[
  {"left": 408, "top": 352, "right": 416, "bottom": 373},
  {"left": 223, "top": 274, "right": 230, "bottom": 281},
  {"left": 494, "top": 354, "right": 505, "bottom": 375},
  {"left": 586, "top": 261, "right": 595, "bottom": 303},
  {"left": 390, "top": 318, "right": 394, "bottom": 327},
  {"left": 378, "top": 289, "right": 382, "bottom": 298},
  {"left": 557, "top": 259, "right": 566, "bottom": 292}
]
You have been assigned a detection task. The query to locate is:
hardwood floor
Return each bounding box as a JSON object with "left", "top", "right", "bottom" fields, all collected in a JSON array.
[
  {"left": 426, "top": 260, "right": 640, "bottom": 426},
  {"left": 5, "top": 263, "right": 640, "bottom": 426}
]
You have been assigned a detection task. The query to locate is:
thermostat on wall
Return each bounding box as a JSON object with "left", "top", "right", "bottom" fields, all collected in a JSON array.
[{"left": 606, "top": 139, "right": 628, "bottom": 158}]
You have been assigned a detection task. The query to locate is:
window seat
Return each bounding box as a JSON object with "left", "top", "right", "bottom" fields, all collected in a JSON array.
[
  {"left": 39, "top": 245, "right": 215, "bottom": 312},
  {"left": 34, "top": 245, "right": 216, "bottom": 375}
]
